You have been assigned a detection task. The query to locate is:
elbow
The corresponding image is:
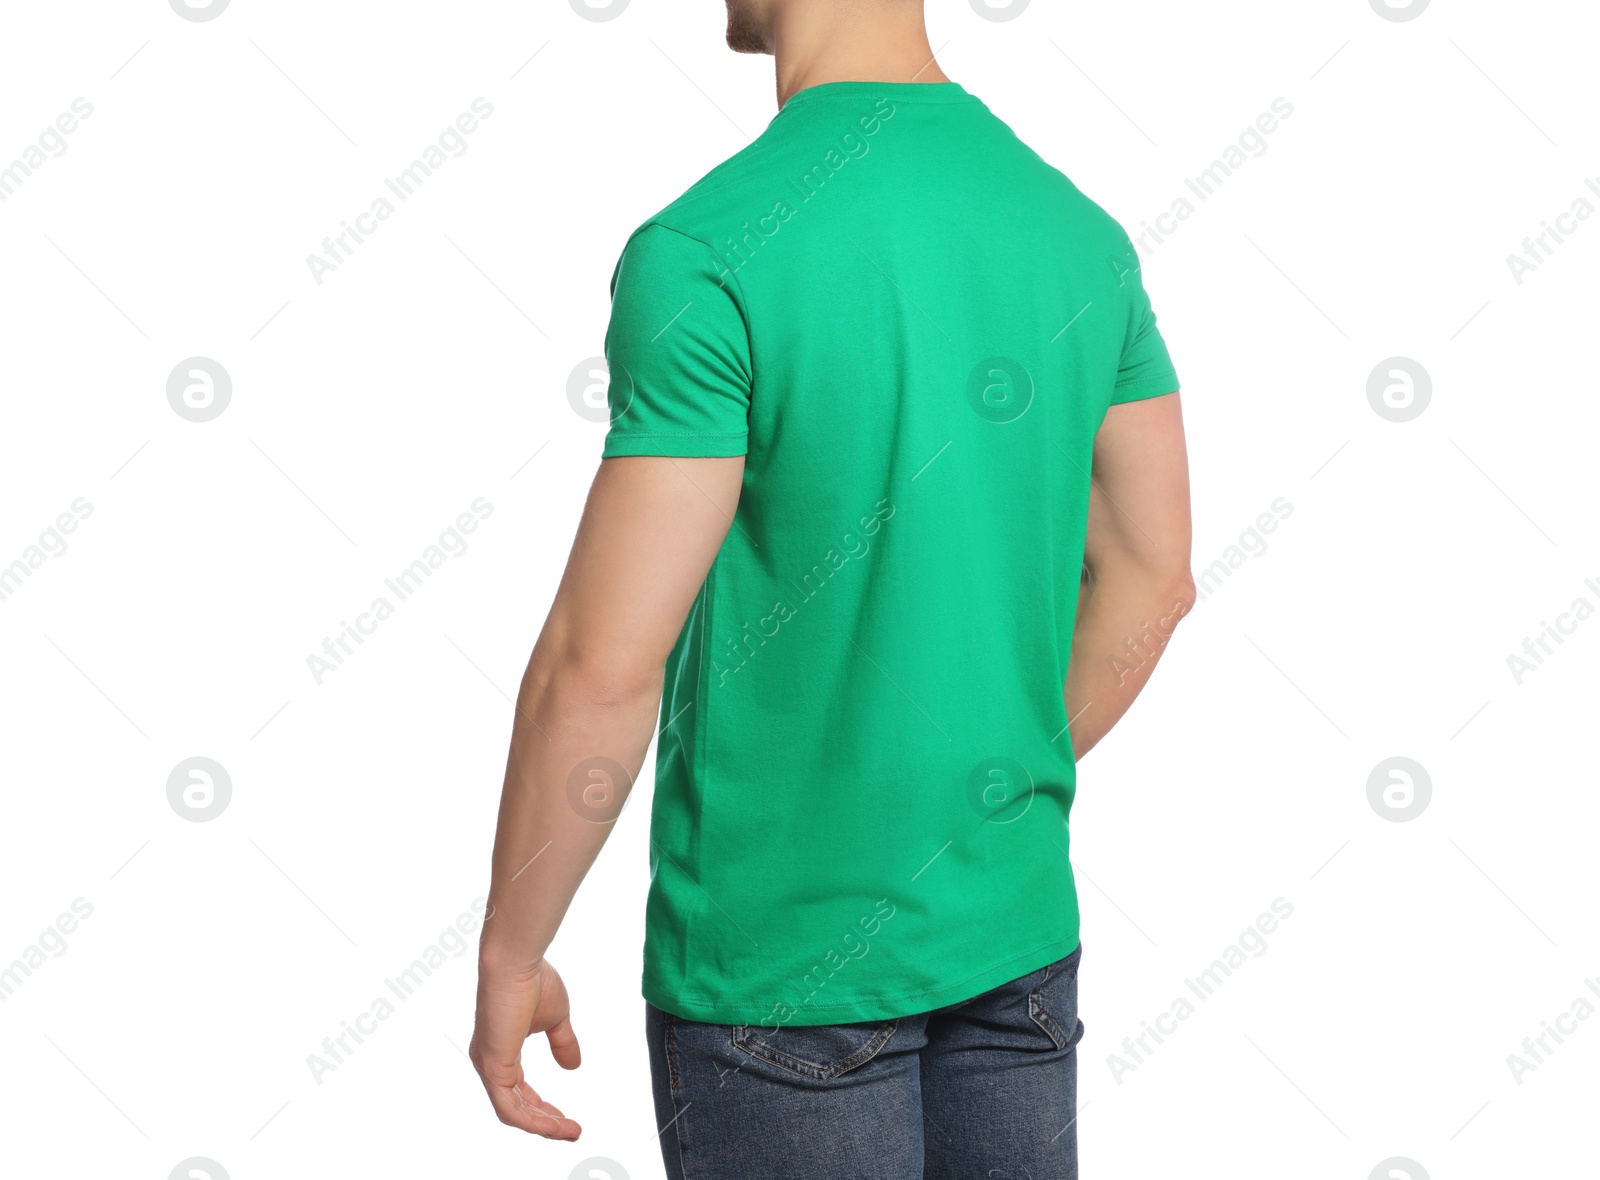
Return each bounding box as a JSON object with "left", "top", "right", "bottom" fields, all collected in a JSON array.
[
  {"left": 1167, "top": 569, "right": 1198, "bottom": 620},
  {"left": 1149, "top": 565, "right": 1197, "bottom": 635},
  {"left": 1086, "top": 550, "right": 1197, "bottom": 621},
  {"left": 522, "top": 645, "right": 663, "bottom": 714}
]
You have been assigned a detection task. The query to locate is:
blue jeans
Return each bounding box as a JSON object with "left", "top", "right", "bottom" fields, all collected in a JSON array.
[{"left": 646, "top": 945, "right": 1084, "bottom": 1179}]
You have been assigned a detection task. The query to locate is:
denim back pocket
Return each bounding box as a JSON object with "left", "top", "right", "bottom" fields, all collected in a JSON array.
[
  {"left": 1027, "top": 946, "right": 1084, "bottom": 1051},
  {"left": 731, "top": 1019, "right": 899, "bottom": 1081}
]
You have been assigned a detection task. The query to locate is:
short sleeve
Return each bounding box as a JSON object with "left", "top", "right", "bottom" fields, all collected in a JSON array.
[
  {"left": 1111, "top": 253, "right": 1180, "bottom": 405},
  {"left": 601, "top": 223, "right": 752, "bottom": 458}
]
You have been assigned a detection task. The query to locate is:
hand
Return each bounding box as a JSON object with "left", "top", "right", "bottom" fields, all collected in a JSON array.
[{"left": 469, "top": 956, "right": 583, "bottom": 1140}]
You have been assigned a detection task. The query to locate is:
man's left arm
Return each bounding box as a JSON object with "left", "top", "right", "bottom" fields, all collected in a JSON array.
[{"left": 469, "top": 454, "right": 743, "bottom": 1140}]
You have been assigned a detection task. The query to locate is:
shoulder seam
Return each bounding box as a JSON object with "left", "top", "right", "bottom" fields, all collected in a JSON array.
[
  {"left": 632, "top": 222, "right": 753, "bottom": 354},
  {"left": 633, "top": 219, "right": 718, "bottom": 254}
]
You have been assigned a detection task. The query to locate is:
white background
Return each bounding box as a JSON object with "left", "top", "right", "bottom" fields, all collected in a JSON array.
[{"left": 1, "top": 0, "right": 1595, "bottom": 1177}]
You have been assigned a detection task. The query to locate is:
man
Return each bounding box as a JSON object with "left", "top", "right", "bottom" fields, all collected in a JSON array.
[{"left": 471, "top": 1, "right": 1194, "bottom": 1175}]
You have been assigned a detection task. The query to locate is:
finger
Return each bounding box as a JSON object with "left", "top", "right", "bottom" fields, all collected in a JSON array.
[
  {"left": 491, "top": 1080, "right": 582, "bottom": 1140},
  {"left": 546, "top": 1017, "right": 582, "bottom": 1070}
]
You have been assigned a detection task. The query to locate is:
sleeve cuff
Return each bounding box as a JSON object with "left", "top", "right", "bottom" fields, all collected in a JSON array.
[
  {"left": 601, "top": 431, "right": 749, "bottom": 459},
  {"left": 1109, "top": 372, "right": 1181, "bottom": 405}
]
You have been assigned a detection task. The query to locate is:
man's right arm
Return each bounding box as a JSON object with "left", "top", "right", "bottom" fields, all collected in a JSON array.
[{"left": 1064, "top": 391, "right": 1195, "bottom": 758}]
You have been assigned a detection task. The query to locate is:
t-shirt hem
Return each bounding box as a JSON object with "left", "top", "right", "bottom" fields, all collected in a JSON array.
[
  {"left": 642, "top": 930, "right": 1082, "bottom": 1026},
  {"left": 1110, "top": 373, "right": 1181, "bottom": 405},
  {"left": 602, "top": 433, "right": 749, "bottom": 459}
]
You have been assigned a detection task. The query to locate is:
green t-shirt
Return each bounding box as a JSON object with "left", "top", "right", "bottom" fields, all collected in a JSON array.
[{"left": 602, "top": 80, "right": 1178, "bottom": 1027}]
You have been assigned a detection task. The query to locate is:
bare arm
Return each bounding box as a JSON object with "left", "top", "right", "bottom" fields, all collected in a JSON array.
[
  {"left": 470, "top": 455, "right": 743, "bottom": 1140},
  {"left": 1064, "top": 392, "right": 1195, "bottom": 758}
]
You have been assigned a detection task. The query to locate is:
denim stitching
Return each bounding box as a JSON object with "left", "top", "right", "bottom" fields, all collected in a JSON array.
[
  {"left": 731, "top": 1019, "right": 899, "bottom": 1080},
  {"left": 663, "top": 1013, "right": 689, "bottom": 1178},
  {"left": 1028, "top": 955, "right": 1073, "bottom": 1050},
  {"left": 1028, "top": 989, "right": 1067, "bottom": 1050}
]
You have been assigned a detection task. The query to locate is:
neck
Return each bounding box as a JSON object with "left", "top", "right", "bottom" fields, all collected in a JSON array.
[{"left": 773, "top": 2, "right": 949, "bottom": 108}]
